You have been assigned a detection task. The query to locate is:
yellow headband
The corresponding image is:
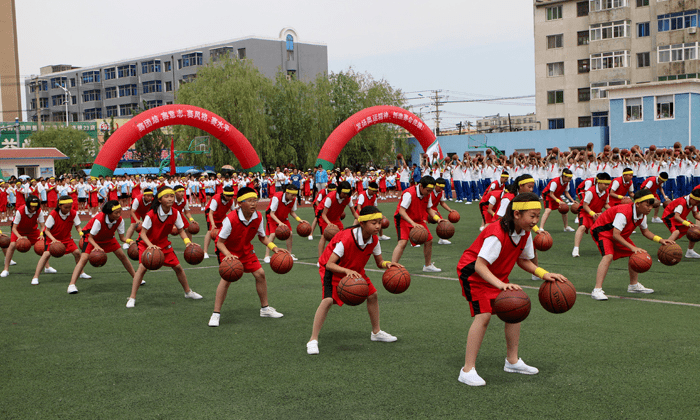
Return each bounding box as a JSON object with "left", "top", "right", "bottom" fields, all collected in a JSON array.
[
  {"left": 358, "top": 212, "right": 382, "bottom": 222},
  {"left": 518, "top": 178, "right": 535, "bottom": 186},
  {"left": 58, "top": 199, "right": 73, "bottom": 204},
  {"left": 174, "top": 187, "right": 185, "bottom": 192},
  {"left": 223, "top": 191, "right": 235, "bottom": 196},
  {"left": 436, "top": 183, "right": 446, "bottom": 187},
  {"left": 635, "top": 194, "right": 654, "bottom": 203},
  {"left": 622, "top": 170, "right": 634, "bottom": 175},
  {"left": 563, "top": 173, "right": 573, "bottom": 178},
  {"left": 286, "top": 189, "right": 299, "bottom": 194},
  {"left": 690, "top": 193, "right": 700, "bottom": 201},
  {"left": 157, "top": 188, "right": 175, "bottom": 199},
  {"left": 596, "top": 179, "right": 612, "bottom": 184},
  {"left": 426, "top": 184, "right": 435, "bottom": 188},
  {"left": 512, "top": 201, "right": 541, "bottom": 211},
  {"left": 142, "top": 191, "right": 154, "bottom": 195},
  {"left": 501, "top": 174, "right": 510, "bottom": 178},
  {"left": 112, "top": 204, "right": 121, "bottom": 211},
  {"left": 658, "top": 175, "right": 668, "bottom": 181},
  {"left": 29, "top": 202, "right": 39, "bottom": 207},
  {"left": 340, "top": 189, "right": 351, "bottom": 194},
  {"left": 238, "top": 192, "right": 258, "bottom": 202},
  {"left": 368, "top": 186, "right": 378, "bottom": 191}
]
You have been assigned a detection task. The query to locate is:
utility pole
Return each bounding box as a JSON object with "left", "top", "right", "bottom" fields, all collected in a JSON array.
[
  {"left": 33, "top": 76, "right": 42, "bottom": 132},
  {"left": 433, "top": 89, "right": 442, "bottom": 136},
  {"left": 456, "top": 121, "right": 463, "bottom": 135},
  {"left": 508, "top": 113, "right": 512, "bottom": 132}
]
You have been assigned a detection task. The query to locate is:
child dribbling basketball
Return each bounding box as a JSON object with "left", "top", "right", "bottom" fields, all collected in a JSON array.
[
  {"left": 456, "top": 193, "right": 567, "bottom": 386},
  {"left": 307, "top": 206, "right": 403, "bottom": 355}
]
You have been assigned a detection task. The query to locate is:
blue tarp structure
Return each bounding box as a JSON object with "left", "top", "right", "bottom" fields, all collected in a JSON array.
[{"left": 83, "top": 166, "right": 200, "bottom": 176}]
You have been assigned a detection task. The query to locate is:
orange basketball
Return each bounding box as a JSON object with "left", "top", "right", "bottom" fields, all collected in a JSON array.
[
  {"left": 49, "top": 241, "right": 66, "bottom": 258},
  {"left": 657, "top": 243, "right": 683, "bottom": 266},
  {"left": 88, "top": 249, "right": 108, "bottom": 267},
  {"left": 533, "top": 231, "right": 553, "bottom": 251},
  {"left": 127, "top": 241, "right": 139, "bottom": 261},
  {"left": 409, "top": 225, "right": 429, "bottom": 245},
  {"left": 142, "top": 248, "right": 165, "bottom": 270},
  {"left": 183, "top": 243, "right": 204, "bottom": 265},
  {"left": 558, "top": 201, "right": 569, "bottom": 214},
  {"left": 210, "top": 228, "right": 220, "bottom": 240},
  {"left": 16, "top": 237, "right": 31, "bottom": 253},
  {"left": 188, "top": 221, "right": 200, "bottom": 234},
  {"left": 219, "top": 257, "right": 244, "bottom": 282},
  {"left": 323, "top": 224, "right": 340, "bottom": 241},
  {"left": 0, "top": 234, "right": 10, "bottom": 249},
  {"left": 270, "top": 251, "right": 294, "bottom": 274},
  {"left": 34, "top": 239, "right": 46, "bottom": 256},
  {"left": 436, "top": 220, "right": 455, "bottom": 239},
  {"left": 687, "top": 225, "right": 700, "bottom": 242},
  {"left": 297, "top": 221, "right": 312, "bottom": 237},
  {"left": 629, "top": 250, "right": 652, "bottom": 273},
  {"left": 275, "top": 224, "right": 291, "bottom": 240},
  {"left": 494, "top": 289, "right": 531, "bottom": 323},
  {"left": 448, "top": 211, "right": 460, "bottom": 223},
  {"left": 382, "top": 266, "right": 411, "bottom": 294},
  {"left": 571, "top": 202, "right": 580, "bottom": 214},
  {"left": 171, "top": 225, "right": 179, "bottom": 236},
  {"left": 538, "top": 279, "right": 577, "bottom": 314},
  {"left": 337, "top": 276, "right": 369, "bottom": 306},
  {"left": 621, "top": 197, "right": 633, "bottom": 205},
  {"left": 381, "top": 216, "right": 390, "bottom": 229}
]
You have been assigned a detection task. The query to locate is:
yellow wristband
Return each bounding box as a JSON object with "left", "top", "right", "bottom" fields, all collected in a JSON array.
[
  {"left": 295, "top": 216, "right": 301, "bottom": 222},
  {"left": 184, "top": 238, "right": 191, "bottom": 245},
  {"left": 589, "top": 210, "right": 595, "bottom": 217},
  {"left": 125, "top": 238, "right": 132, "bottom": 244},
  {"left": 267, "top": 242, "right": 277, "bottom": 250},
  {"left": 189, "top": 218, "right": 195, "bottom": 222},
  {"left": 653, "top": 235, "right": 662, "bottom": 243},
  {"left": 433, "top": 215, "right": 440, "bottom": 222},
  {"left": 682, "top": 220, "right": 691, "bottom": 227},
  {"left": 79, "top": 231, "right": 84, "bottom": 236},
  {"left": 381, "top": 261, "right": 389, "bottom": 268},
  {"left": 534, "top": 267, "right": 549, "bottom": 279},
  {"left": 532, "top": 225, "right": 540, "bottom": 232},
  {"left": 556, "top": 199, "right": 561, "bottom": 204},
  {"left": 39, "top": 231, "right": 43, "bottom": 237}
]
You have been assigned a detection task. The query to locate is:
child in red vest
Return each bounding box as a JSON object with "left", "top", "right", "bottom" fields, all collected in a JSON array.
[
  {"left": 31, "top": 195, "right": 87, "bottom": 286},
  {"left": 127, "top": 188, "right": 203, "bottom": 308},
  {"left": 572, "top": 173, "right": 611, "bottom": 257},
  {"left": 662, "top": 187, "right": 700, "bottom": 258},
  {"left": 317, "top": 181, "right": 359, "bottom": 262},
  {"left": 203, "top": 186, "right": 235, "bottom": 259},
  {"left": 306, "top": 206, "right": 403, "bottom": 355},
  {"left": 263, "top": 184, "right": 307, "bottom": 263},
  {"left": 2, "top": 195, "right": 51, "bottom": 277},
  {"left": 539, "top": 168, "right": 576, "bottom": 232},
  {"left": 122, "top": 188, "right": 154, "bottom": 247},
  {"left": 68, "top": 200, "right": 136, "bottom": 293},
  {"left": 208, "top": 187, "right": 287, "bottom": 327},
  {"left": 308, "top": 183, "right": 335, "bottom": 241},
  {"left": 589, "top": 189, "right": 675, "bottom": 301},
  {"left": 456, "top": 192, "right": 567, "bottom": 386},
  {"left": 173, "top": 184, "right": 196, "bottom": 240}
]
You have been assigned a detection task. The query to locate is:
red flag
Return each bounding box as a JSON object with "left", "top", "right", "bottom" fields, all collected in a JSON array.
[{"left": 170, "top": 137, "right": 176, "bottom": 176}]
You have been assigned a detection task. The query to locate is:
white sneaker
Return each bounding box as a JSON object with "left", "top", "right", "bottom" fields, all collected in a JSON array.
[
  {"left": 574, "top": 217, "right": 579, "bottom": 224},
  {"left": 564, "top": 226, "right": 575, "bottom": 232},
  {"left": 44, "top": 267, "right": 57, "bottom": 274},
  {"left": 685, "top": 249, "right": 700, "bottom": 259},
  {"left": 263, "top": 256, "right": 271, "bottom": 264},
  {"left": 0, "top": 270, "right": 8, "bottom": 277},
  {"left": 184, "top": 290, "right": 203, "bottom": 299},
  {"left": 316, "top": 262, "right": 320, "bottom": 268},
  {"left": 67, "top": 284, "right": 78, "bottom": 294},
  {"left": 379, "top": 235, "right": 391, "bottom": 241},
  {"left": 370, "top": 330, "right": 397, "bottom": 342},
  {"left": 290, "top": 254, "right": 298, "bottom": 261},
  {"left": 423, "top": 263, "right": 442, "bottom": 273},
  {"left": 504, "top": 358, "right": 539, "bottom": 375},
  {"left": 572, "top": 248, "right": 580, "bottom": 257},
  {"left": 411, "top": 244, "right": 421, "bottom": 248},
  {"left": 31, "top": 278, "right": 39, "bottom": 285},
  {"left": 208, "top": 313, "right": 220, "bottom": 327},
  {"left": 479, "top": 226, "right": 484, "bottom": 231},
  {"left": 308, "top": 235, "right": 314, "bottom": 241},
  {"left": 458, "top": 367, "right": 486, "bottom": 386},
  {"left": 203, "top": 253, "right": 210, "bottom": 259},
  {"left": 438, "top": 239, "right": 451, "bottom": 245},
  {"left": 79, "top": 273, "right": 92, "bottom": 279},
  {"left": 591, "top": 288, "right": 608, "bottom": 301},
  {"left": 307, "top": 340, "right": 319, "bottom": 355},
  {"left": 126, "top": 298, "right": 135, "bottom": 308},
  {"left": 122, "top": 243, "right": 129, "bottom": 250},
  {"left": 140, "top": 280, "right": 146, "bottom": 285},
  {"left": 9, "top": 260, "right": 16, "bottom": 266},
  {"left": 466, "top": 201, "right": 472, "bottom": 205},
  {"left": 628, "top": 283, "right": 654, "bottom": 294},
  {"left": 652, "top": 217, "right": 663, "bottom": 223},
  {"left": 260, "top": 306, "right": 283, "bottom": 318},
  {"left": 531, "top": 275, "right": 540, "bottom": 281}
]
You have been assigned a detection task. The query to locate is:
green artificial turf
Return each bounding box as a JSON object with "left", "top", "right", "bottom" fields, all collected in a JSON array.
[{"left": 1, "top": 201, "right": 699, "bottom": 419}]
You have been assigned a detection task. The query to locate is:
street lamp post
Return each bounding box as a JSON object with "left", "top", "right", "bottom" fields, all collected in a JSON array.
[{"left": 58, "top": 85, "right": 70, "bottom": 127}]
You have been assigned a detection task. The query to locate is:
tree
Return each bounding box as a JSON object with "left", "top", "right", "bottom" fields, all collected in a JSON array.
[
  {"left": 133, "top": 102, "right": 168, "bottom": 167},
  {"left": 26, "top": 128, "right": 96, "bottom": 175}
]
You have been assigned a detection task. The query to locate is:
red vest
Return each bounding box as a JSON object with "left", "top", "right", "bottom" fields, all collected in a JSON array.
[
  {"left": 430, "top": 190, "right": 444, "bottom": 212},
  {"left": 15, "top": 205, "right": 39, "bottom": 235},
  {"left": 206, "top": 193, "right": 233, "bottom": 224},
  {"left": 591, "top": 203, "right": 643, "bottom": 240},
  {"left": 324, "top": 191, "right": 351, "bottom": 221},
  {"left": 315, "top": 188, "right": 329, "bottom": 212},
  {"left": 542, "top": 177, "right": 569, "bottom": 199},
  {"left": 173, "top": 198, "right": 187, "bottom": 213},
  {"left": 358, "top": 191, "right": 377, "bottom": 210},
  {"left": 577, "top": 177, "right": 595, "bottom": 198},
  {"left": 47, "top": 209, "right": 77, "bottom": 241},
  {"left": 319, "top": 227, "right": 378, "bottom": 280},
  {"left": 643, "top": 176, "right": 660, "bottom": 195},
  {"left": 662, "top": 196, "right": 695, "bottom": 224},
  {"left": 144, "top": 208, "right": 177, "bottom": 248},
  {"left": 480, "top": 179, "right": 503, "bottom": 204},
  {"left": 47, "top": 183, "right": 57, "bottom": 201},
  {"left": 84, "top": 212, "right": 122, "bottom": 242},
  {"left": 265, "top": 192, "right": 295, "bottom": 221},
  {"left": 217, "top": 210, "right": 262, "bottom": 256},
  {"left": 607, "top": 177, "right": 632, "bottom": 206},
  {"left": 394, "top": 185, "right": 429, "bottom": 223},
  {"left": 16, "top": 188, "right": 25, "bottom": 207},
  {"left": 585, "top": 186, "right": 609, "bottom": 213},
  {"left": 133, "top": 196, "right": 153, "bottom": 220}
]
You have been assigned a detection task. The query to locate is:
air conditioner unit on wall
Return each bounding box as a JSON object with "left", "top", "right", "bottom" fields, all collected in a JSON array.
[{"left": 689, "top": 27, "right": 697, "bottom": 34}]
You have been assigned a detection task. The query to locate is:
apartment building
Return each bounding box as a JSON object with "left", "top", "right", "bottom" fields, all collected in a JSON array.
[{"left": 476, "top": 113, "right": 539, "bottom": 132}]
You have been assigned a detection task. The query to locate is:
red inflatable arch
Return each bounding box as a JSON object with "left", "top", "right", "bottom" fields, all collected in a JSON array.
[
  {"left": 315, "top": 105, "right": 435, "bottom": 170},
  {"left": 91, "top": 104, "right": 263, "bottom": 177}
]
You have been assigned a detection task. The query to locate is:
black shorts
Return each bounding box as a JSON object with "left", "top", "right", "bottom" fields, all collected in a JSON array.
[
  {"left": 120, "top": 193, "right": 129, "bottom": 199},
  {"left": 7, "top": 203, "right": 15, "bottom": 208},
  {"left": 41, "top": 200, "right": 47, "bottom": 205},
  {"left": 98, "top": 198, "right": 105, "bottom": 203},
  {"left": 78, "top": 198, "right": 87, "bottom": 203},
  {"left": 206, "top": 192, "right": 214, "bottom": 197}
]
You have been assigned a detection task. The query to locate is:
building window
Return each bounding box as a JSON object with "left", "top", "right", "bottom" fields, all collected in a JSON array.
[
  {"left": 589, "top": 0, "right": 628, "bottom": 12},
  {"left": 658, "top": 43, "right": 698, "bottom": 63},
  {"left": 591, "top": 80, "right": 628, "bottom": 99},
  {"left": 144, "top": 100, "right": 163, "bottom": 109},
  {"left": 106, "top": 105, "right": 118, "bottom": 117},
  {"left": 547, "top": 62, "right": 564, "bottom": 77},
  {"left": 579, "top": 116, "right": 592, "bottom": 127},
  {"left": 577, "top": 1, "right": 589, "bottom": 16},
  {"left": 578, "top": 59, "right": 591, "bottom": 73},
  {"left": 636, "top": 0, "right": 648, "bottom": 6},
  {"left": 70, "top": 78, "right": 76, "bottom": 87},
  {"left": 578, "top": 30, "right": 590, "bottom": 46},
  {"left": 591, "top": 51, "right": 630, "bottom": 70},
  {"left": 548, "top": 118, "right": 565, "bottom": 130},
  {"left": 592, "top": 111, "right": 609, "bottom": 126},
  {"left": 590, "top": 20, "right": 630, "bottom": 41},
  {"left": 547, "top": 90, "right": 564, "bottom": 104},
  {"left": 658, "top": 11, "right": 699, "bottom": 32},
  {"left": 165, "top": 81, "right": 172, "bottom": 92},
  {"left": 211, "top": 47, "right": 234, "bottom": 62},
  {"left": 120, "top": 103, "right": 137, "bottom": 116},
  {"left": 81, "top": 71, "right": 100, "bottom": 84},
  {"left": 83, "top": 108, "right": 102, "bottom": 120},
  {"left": 637, "top": 52, "right": 651, "bottom": 67},
  {"left": 71, "top": 96, "right": 77, "bottom": 105},
  {"left": 30, "top": 99, "right": 36, "bottom": 110},
  {"left": 547, "top": 34, "right": 563, "bottom": 49},
  {"left": 82, "top": 89, "right": 101, "bottom": 102},
  {"left": 104, "top": 86, "right": 117, "bottom": 99},
  {"left": 625, "top": 98, "right": 643, "bottom": 121},
  {"left": 141, "top": 60, "right": 162, "bottom": 74},
  {"left": 104, "top": 67, "right": 116, "bottom": 80},
  {"left": 51, "top": 95, "right": 65, "bottom": 106},
  {"left": 180, "top": 74, "right": 196, "bottom": 87},
  {"left": 181, "top": 52, "right": 202, "bottom": 68},
  {"left": 50, "top": 77, "right": 67, "bottom": 89},
  {"left": 164, "top": 61, "right": 172, "bottom": 72},
  {"left": 238, "top": 48, "right": 246, "bottom": 59},
  {"left": 578, "top": 88, "right": 591, "bottom": 102},
  {"left": 142, "top": 80, "right": 163, "bottom": 94},
  {"left": 286, "top": 35, "right": 294, "bottom": 60},
  {"left": 118, "top": 84, "right": 137, "bottom": 97},
  {"left": 638, "top": 22, "right": 650, "bottom": 37},
  {"left": 656, "top": 95, "right": 674, "bottom": 119},
  {"left": 118, "top": 64, "right": 136, "bottom": 78},
  {"left": 546, "top": 5, "right": 563, "bottom": 20},
  {"left": 39, "top": 98, "right": 48, "bottom": 108}
]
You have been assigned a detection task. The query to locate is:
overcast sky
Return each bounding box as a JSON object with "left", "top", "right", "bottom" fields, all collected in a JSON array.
[{"left": 15, "top": 0, "right": 536, "bottom": 130}]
